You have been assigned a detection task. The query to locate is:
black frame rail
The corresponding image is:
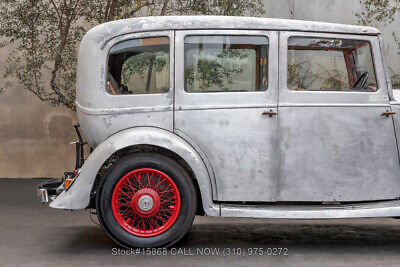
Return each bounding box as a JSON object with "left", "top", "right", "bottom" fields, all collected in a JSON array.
[{"left": 73, "top": 124, "right": 87, "bottom": 169}]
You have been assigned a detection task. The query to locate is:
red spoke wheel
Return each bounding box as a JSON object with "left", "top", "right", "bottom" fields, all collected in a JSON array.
[
  {"left": 111, "top": 168, "right": 181, "bottom": 237},
  {"left": 96, "top": 153, "right": 197, "bottom": 248}
]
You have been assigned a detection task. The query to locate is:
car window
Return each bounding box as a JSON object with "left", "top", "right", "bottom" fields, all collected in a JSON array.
[
  {"left": 107, "top": 37, "right": 170, "bottom": 95},
  {"left": 287, "top": 37, "right": 377, "bottom": 92},
  {"left": 184, "top": 35, "right": 269, "bottom": 93}
]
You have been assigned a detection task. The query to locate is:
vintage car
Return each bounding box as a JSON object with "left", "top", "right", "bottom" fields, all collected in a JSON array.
[{"left": 37, "top": 16, "right": 400, "bottom": 248}]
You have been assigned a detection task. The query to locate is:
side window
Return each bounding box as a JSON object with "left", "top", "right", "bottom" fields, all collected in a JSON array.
[
  {"left": 184, "top": 35, "right": 269, "bottom": 93},
  {"left": 107, "top": 37, "right": 170, "bottom": 95},
  {"left": 287, "top": 37, "right": 378, "bottom": 92}
]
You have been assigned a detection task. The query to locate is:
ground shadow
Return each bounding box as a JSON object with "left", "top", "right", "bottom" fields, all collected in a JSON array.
[
  {"left": 59, "top": 221, "right": 400, "bottom": 253},
  {"left": 179, "top": 222, "right": 400, "bottom": 248}
]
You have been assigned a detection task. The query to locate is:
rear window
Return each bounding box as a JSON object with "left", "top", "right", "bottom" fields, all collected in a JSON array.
[
  {"left": 107, "top": 37, "right": 170, "bottom": 95},
  {"left": 287, "top": 37, "right": 377, "bottom": 92}
]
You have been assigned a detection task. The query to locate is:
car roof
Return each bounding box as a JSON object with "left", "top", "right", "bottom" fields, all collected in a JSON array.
[{"left": 85, "top": 16, "right": 380, "bottom": 48}]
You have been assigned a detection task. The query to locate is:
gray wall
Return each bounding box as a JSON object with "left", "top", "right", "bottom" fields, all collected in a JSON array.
[
  {"left": 0, "top": 45, "right": 77, "bottom": 178},
  {"left": 263, "top": 0, "right": 400, "bottom": 74},
  {"left": 1, "top": 0, "right": 399, "bottom": 178}
]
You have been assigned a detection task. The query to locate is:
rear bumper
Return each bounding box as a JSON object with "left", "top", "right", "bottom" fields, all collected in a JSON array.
[{"left": 36, "top": 178, "right": 64, "bottom": 203}]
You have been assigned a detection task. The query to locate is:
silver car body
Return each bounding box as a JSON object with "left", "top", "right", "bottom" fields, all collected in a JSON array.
[{"left": 51, "top": 16, "right": 400, "bottom": 219}]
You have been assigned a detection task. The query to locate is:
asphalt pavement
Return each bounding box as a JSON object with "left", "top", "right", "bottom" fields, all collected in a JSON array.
[{"left": 1, "top": 178, "right": 400, "bottom": 266}]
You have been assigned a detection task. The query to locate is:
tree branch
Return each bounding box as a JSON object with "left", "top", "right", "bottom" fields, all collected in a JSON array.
[
  {"left": 50, "top": 0, "right": 62, "bottom": 21},
  {"left": 160, "top": 0, "right": 170, "bottom": 15}
]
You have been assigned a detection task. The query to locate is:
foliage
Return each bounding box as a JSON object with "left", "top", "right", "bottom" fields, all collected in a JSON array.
[
  {"left": 121, "top": 52, "right": 169, "bottom": 85},
  {"left": 392, "top": 72, "right": 400, "bottom": 89},
  {"left": 172, "top": 0, "right": 265, "bottom": 16},
  {"left": 0, "top": 0, "right": 265, "bottom": 109},
  {"left": 356, "top": 0, "right": 400, "bottom": 88},
  {"left": 288, "top": 61, "right": 348, "bottom": 91},
  {"left": 121, "top": 51, "right": 169, "bottom": 93},
  {"left": 356, "top": 0, "right": 400, "bottom": 25},
  {"left": 185, "top": 49, "right": 248, "bottom": 92}
]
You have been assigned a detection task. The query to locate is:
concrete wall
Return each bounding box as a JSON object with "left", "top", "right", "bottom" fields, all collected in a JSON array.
[
  {"left": 0, "top": 44, "right": 77, "bottom": 178},
  {"left": 263, "top": 0, "right": 400, "bottom": 74},
  {"left": 0, "top": 0, "right": 399, "bottom": 178}
]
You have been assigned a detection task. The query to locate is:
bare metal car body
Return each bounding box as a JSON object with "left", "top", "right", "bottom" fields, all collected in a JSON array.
[{"left": 45, "top": 16, "right": 400, "bottom": 219}]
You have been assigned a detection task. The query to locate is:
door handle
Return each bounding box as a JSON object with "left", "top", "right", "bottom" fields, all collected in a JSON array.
[
  {"left": 262, "top": 110, "right": 277, "bottom": 117},
  {"left": 381, "top": 110, "right": 396, "bottom": 117}
]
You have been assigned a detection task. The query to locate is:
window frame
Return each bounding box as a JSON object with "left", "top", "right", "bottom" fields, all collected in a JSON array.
[
  {"left": 106, "top": 35, "right": 171, "bottom": 96},
  {"left": 286, "top": 36, "right": 378, "bottom": 93},
  {"left": 183, "top": 35, "right": 270, "bottom": 93},
  {"left": 96, "top": 30, "right": 174, "bottom": 112},
  {"left": 279, "top": 31, "right": 389, "bottom": 105},
  {"left": 175, "top": 30, "right": 278, "bottom": 110}
]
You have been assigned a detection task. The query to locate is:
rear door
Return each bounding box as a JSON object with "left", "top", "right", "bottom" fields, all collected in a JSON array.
[
  {"left": 174, "top": 30, "right": 279, "bottom": 202},
  {"left": 277, "top": 31, "right": 400, "bottom": 202}
]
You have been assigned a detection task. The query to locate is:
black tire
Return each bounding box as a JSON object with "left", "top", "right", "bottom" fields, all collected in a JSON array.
[{"left": 96, "top": 152, "right": 197, "bottom": 248}]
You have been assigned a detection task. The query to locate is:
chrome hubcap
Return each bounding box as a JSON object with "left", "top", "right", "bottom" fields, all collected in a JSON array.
[{"left": 138, "top": 195, "right": 154, "bottom": 212}]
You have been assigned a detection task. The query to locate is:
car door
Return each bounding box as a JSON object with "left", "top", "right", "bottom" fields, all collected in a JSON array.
[
  {"left": 174, "top": 30, "right": 279, "bottom": 202},
  {"left": 278, "top": 31, "right": 400, "bottom": 202}
]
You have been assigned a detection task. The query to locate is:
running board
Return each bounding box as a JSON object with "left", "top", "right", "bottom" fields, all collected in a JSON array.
[{"left": 220, "top": 200, "right": 400, "bottom": 219}]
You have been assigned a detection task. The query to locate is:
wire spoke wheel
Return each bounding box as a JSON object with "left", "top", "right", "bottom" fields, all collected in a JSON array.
[{"left": 111, "top": 168, "right": 181, "bottom": 237}]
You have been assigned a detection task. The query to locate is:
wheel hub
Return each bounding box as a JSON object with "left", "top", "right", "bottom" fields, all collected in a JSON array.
[
  {"left": 138, "top": 195, "right": 153, "bottom": 211},
  {"left": 131, "top": 188, "right": 160, "bottom": 217}
]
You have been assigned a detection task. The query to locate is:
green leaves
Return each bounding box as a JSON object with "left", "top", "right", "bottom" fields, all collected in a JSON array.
[
  {"left": 355, "top": 0, "right": 400, "bottom": 26},
  {"left": 0, "top": 0, "right": 265, "bottom": 109},
  {"left": 356, "top": 0, "right": 400, "bottom": 90},
  {"left": 121, "top": 52, "right": 169, "bottom": 86},
  {"left": 185, "top": 48, "right": 246, "bottom": 92},
  {"left": 173, "top": 0, "right": 265, "bottom": 16},
  {"left": 0, "top": 0, "right": 87, "bottom": 109},
  {"left": 392, "top": 72, "right": 400, "bottom": 89}
]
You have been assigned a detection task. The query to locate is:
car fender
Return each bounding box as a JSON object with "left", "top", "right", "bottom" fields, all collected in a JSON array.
[{"left": 50, "top": 127, "right": 220, "bottom": 216}]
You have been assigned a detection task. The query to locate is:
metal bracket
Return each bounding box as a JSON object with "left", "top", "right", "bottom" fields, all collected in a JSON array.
[{"left": 72, "top": 124, "right": 87, "bottom": 169}]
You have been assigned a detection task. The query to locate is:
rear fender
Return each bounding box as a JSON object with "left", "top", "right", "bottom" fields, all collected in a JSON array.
[{"left": 50, "top": 127, "right": 220, "bottom": 216}]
